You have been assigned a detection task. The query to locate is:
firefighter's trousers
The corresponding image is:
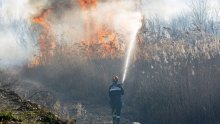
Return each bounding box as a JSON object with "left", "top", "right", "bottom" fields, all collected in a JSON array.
[{"left": 111, "top": 102, "right": 122, "bottom": 124}]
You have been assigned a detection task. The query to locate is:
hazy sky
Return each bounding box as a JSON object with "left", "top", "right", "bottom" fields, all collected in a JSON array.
[{"left": 142, "top": 0, "right": 220, "bottom": 20}]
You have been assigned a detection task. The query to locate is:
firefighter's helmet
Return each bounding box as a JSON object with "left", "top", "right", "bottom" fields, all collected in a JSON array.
[{"left": 112, "top": 76, "right": 119, "bottom": 82}]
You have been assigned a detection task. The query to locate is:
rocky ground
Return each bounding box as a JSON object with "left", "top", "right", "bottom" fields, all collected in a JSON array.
[{"left": 0, "top": 88, "right": 76, "bottom": 124}]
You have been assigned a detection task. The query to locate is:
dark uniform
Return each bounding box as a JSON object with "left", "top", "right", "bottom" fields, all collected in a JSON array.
[{"left": 109, "top": 82, "right": 124, "bottom": 124}]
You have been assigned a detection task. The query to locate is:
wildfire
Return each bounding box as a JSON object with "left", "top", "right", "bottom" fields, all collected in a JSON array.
[
  {"left": 32, "top": 9, "right": 51, "bottom": 30},
  {"left": 78, "top": 0, "right": 123, "bottom": 58},
  {"left": 78, "top": 0, "right": 98, "bottom": 9},
  {"left": 30, "top": 9, "right": 57, "bottom": 67},
  {"left": 29, "top": 0, "right": 124, "bottom": 67}
]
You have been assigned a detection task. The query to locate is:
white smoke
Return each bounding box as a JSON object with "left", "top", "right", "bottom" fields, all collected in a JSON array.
[{"left": 0, "top": 0, "right": 52, "bottom": 68}]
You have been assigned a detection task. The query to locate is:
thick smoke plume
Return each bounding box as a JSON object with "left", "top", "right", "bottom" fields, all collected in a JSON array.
[
  {"left": 0, "top": 0, "right": 142, "bottom": 68},
  {"left": 50, "top": 1, "right": 142, "bottom": 48},
  {"left": 0, "top": 0, "right": 54, "bottom": 68},
  {"left": 0, "top": 0, "right": 38, "bottom": 68}
]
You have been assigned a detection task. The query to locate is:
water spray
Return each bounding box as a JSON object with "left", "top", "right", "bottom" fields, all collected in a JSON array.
[
  {"left": 122, "top": 18, "right": 142, "bottom": 84},
  {"left": 122, "top": 34, "right": 137, "bottom": 83}
]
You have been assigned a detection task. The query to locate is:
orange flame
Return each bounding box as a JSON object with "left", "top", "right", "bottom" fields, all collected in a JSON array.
[
  {"left": 78, "top": 0, "right": 123, "bottom": 58},
  {"left": 32, "top": 9, "right": 51, "bottom": 30},
  {"left": 30, "top": 9, "right": 57, "bottom": 67},
  {"left": 29, "top": 0, "right": 123, "bottom": 67},
  {"left": 78, "top": 0, "right": 97, "bottom": 9}
]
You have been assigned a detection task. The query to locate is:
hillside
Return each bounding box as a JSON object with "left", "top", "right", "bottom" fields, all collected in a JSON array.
[{"left": 0, "top": 88, "right": 76, "bottom": 124}]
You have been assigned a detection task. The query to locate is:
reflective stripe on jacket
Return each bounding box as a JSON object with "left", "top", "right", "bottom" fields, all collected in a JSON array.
[{"left": 109, "top": 83, "right": 124, "bottom": 103}]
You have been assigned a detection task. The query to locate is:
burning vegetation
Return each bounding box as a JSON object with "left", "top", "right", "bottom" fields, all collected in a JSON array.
[
  {"left": 30, "top": 0, "right": 126, "bottom": 67},
  {"left": 77, "top": 0, "right": 124, "bottom": 58},
  {"left": 31, "top": 9, "right": 57, "bottom": 67}
]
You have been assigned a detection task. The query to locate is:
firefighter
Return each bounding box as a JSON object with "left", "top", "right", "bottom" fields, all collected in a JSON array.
[{"left": 109, "top": 76, "right": 124, "bottom": 124}]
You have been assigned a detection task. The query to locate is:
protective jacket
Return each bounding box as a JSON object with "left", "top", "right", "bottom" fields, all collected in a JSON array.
[{"left": 109, "top": 83, "right": 124, "bottom": 105}]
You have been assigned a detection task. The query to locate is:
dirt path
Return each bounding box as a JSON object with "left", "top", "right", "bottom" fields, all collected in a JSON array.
[{"left": 75, "top": 104, "right": 132, "bottom": 124}]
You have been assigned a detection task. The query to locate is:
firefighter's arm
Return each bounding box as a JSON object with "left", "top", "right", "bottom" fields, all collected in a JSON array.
[
  {"left": 108, "top": 86, "right": 111, "bottom": 97},
  {"left": 120, "top": 85, "right": 124, "bottom": 95}
]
